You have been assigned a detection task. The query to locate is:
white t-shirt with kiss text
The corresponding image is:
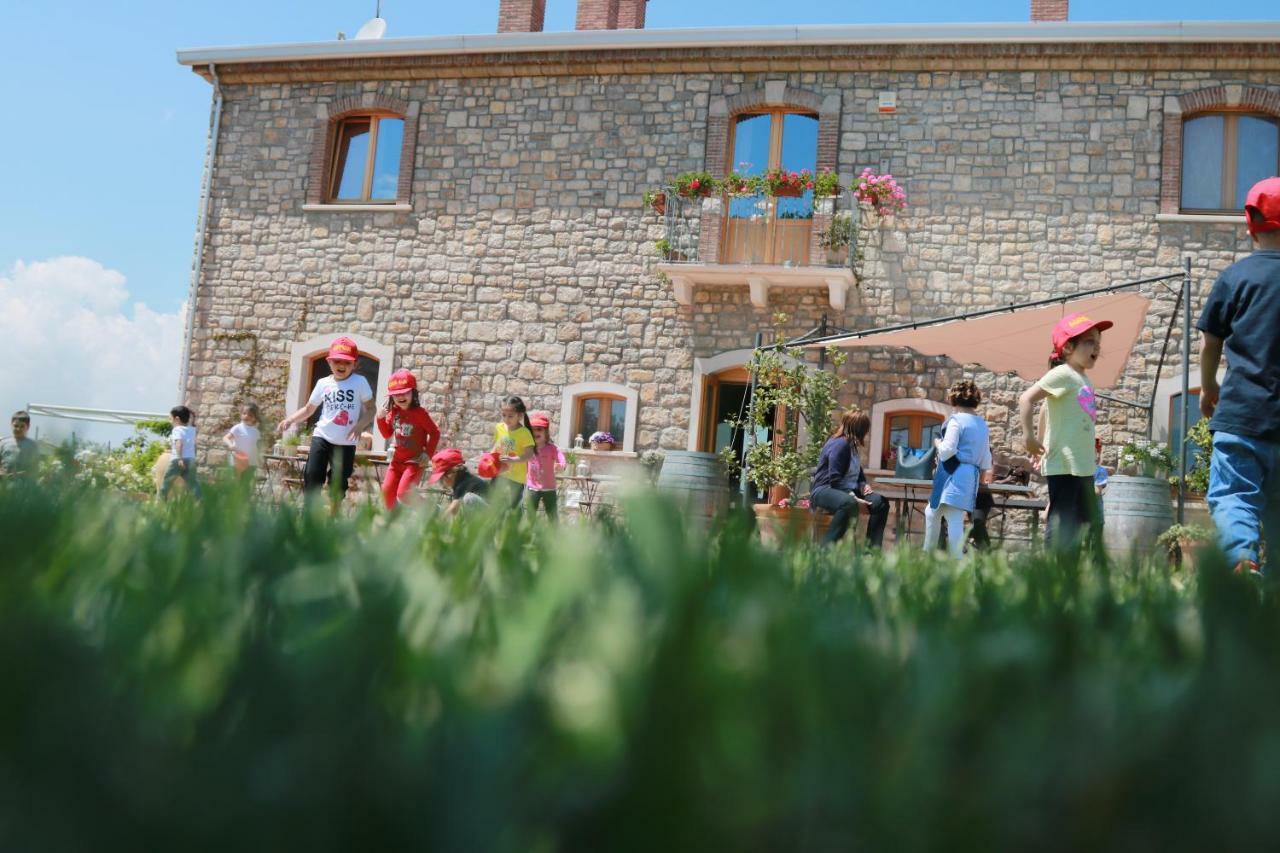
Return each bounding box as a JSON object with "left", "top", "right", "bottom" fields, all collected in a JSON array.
[{"left": 308, "top": 374, "right": 373, "bottom": 446}]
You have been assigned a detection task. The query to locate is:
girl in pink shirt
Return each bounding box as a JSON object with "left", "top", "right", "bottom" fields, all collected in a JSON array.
[{"left": 525, "top": 412, "right": 566, "bottom": 521}]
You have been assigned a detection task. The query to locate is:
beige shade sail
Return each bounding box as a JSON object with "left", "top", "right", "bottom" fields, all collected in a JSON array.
[{"left": 806, "top": 292, "right": 1152, "bottom": 390}]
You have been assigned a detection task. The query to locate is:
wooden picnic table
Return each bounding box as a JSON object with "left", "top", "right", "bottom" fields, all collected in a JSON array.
[{"left": 871, "top": 477, "right": 1046, "bottom": 544}]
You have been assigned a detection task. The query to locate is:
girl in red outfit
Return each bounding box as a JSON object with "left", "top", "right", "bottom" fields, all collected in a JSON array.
[{"left": 375, "top": 369, "right": 440, "bottom": 509}]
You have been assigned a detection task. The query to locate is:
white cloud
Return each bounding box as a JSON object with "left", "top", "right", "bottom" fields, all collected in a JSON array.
[{"left": 0, "top": 257, "right": 185, "bottom": 443}]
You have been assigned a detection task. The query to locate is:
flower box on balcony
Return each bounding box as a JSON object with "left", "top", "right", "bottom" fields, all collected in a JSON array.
[{"left": 763, "top": 168, "right": 814, "bottom": 198}]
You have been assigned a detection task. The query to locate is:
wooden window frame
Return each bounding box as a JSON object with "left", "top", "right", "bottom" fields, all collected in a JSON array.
[
  {"left": 1180, "top": 111, "right": 1280, "bottom": 215},
  {"left": 881, "top": 410, "right": 944, "bottom": 468},
  {"left": 722, "top": 110, "right": 819, "bottom": 265},
  {"left": 326, "top": 111, "right": 404, "bottom": 205},
  {"left": 575, "top": 393, "right": 627, "bottom": 444}
]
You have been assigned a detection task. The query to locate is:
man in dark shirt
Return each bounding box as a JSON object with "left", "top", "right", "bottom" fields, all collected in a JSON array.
[
  {"left": 427, "top": 448, "right": 490, "bottom": 516},
  {"left": 1197, "top": 176, "right": 1280, "bottom": 574}
]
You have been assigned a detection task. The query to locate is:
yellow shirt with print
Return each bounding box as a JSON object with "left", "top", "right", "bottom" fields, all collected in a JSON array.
[{"left": 493, "top": 422, "right": 535, "bottom": 484}]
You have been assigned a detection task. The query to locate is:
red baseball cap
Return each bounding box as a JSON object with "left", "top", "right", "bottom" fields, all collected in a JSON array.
[
  {"left": 1244, "top": 176, "right": 1280, "bottom": 236},
  {"left": 427, "top": 448, "right": 463, "bottom": 484},
  {"left": 529, "top": 413, "right": 550, "bottom": 429},
  {"left": 386, "top": 369, "right": 417, "bottom": 396},
  {"left": 1051, "top": 312, "right": 1113, "bottom": 359},
  {"left": 327, "top": 336, "right": 359, "bottom": 362}
]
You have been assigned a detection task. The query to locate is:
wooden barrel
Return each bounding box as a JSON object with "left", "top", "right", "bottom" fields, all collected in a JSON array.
[
  {"left": 656, "top": 451, "right": 730, "bottom": 519},
  {"left": 1102, "top": 475, "right": 1174, "bottom": 558}
]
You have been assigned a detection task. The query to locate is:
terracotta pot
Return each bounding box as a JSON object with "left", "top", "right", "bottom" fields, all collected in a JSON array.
[
  {"left": 770, "top": 185, "right": 804, "bottom": 198},
  {"left": 753, "top": 503, "right": 815, "bottom": 546},
  {"left": 590, "top": 441, "right": 615, "bottom": 452},
  {"left": 651, "top": 192, "right": 666, "bottom": 215},
  {"left": 768, "top": 484, "right": 792, "bottom": 506}
]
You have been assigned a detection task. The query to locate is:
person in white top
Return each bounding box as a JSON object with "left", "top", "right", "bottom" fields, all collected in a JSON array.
[
  {"left": 222, "top": 403, "right": 261, "bottom": 478},
  {"left": 161, "top": 405, "right": 202, "bottom": 499},
  {"left": 276, "top": 336, "right": 375, "bottom": 504}
]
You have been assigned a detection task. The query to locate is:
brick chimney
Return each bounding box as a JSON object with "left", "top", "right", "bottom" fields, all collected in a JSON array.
[
  {"left": 575, "top": 0, "right": 647, "bottom": 30},
  {"left": 1030, "top": 0, "right": 1068, "bottom": 21},
  {"left": 498, "top": 0, "right": 547, "bottom": 33}
]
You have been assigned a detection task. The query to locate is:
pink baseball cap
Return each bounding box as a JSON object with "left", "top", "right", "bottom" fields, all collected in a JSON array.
[
  {"left": 1051, "top": 313, "right": 1113, "bottom": 359},
  {"left": 327, "top": 336, "right": 359, "bottom": 362},
  {"left": 1244, "top": 176, "right": 1280, "bottom": 236},
  {"left": 529, "top": 414, "right": 550, "bottom": 429}
]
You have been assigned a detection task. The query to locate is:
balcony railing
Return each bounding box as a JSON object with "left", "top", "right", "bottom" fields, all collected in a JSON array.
[{"left": 660, "top": 188, "right": 863, "bottom": 274}]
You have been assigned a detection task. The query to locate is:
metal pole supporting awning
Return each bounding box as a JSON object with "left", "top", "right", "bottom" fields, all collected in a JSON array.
[{"left": 25, "top": 404, "right": 170, "bottom": 427}]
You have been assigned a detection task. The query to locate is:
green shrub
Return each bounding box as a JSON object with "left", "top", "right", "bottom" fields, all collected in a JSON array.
[{"left": 2, "top": 481, "right": 1278, "bottom": 850}]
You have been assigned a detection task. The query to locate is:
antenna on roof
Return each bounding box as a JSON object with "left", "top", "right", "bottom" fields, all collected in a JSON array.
[{"left": 354, "top": 0, "right": 386, "bottom": 39}]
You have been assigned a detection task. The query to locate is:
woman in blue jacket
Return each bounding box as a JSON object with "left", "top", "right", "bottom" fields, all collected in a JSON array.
[{"left": 810, "top": 409, "right": 890, "bottom": 546}]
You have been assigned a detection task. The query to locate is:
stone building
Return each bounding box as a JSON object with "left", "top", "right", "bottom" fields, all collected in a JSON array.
[{"left": 177, "top": 0, "right": 1280, "bottom": 483}]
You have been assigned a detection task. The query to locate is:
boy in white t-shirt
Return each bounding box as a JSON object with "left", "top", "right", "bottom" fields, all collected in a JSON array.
[
  {"left": 161, "top": 405, "right": 202, "bottom": 499},
  {"left": 222, "top": 403, "right": 261, "bottom": 477},
  {"left": 276, "top": 336, "right": 374, "bottom": 502}
]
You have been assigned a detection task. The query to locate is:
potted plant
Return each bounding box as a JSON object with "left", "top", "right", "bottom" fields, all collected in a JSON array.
[
  {"left": 852, "top": 168, "right": 908, "bottom": 217},
  {"left": 655, "top": 238, "right": 683, "bottom": 261},
  {"left": 642, "top": 188, "right": 667, "bottom": 215},
  {"left": 1118, "top": 441, "right": 1175, "bottom": 479},
  {"left": 812, "top": 168, "right": 842, "bottom": 198},
  {"left": 589, "top": 431, "right": 617, "bottom": 451},
  {"left": 818, "top": 211, "right": 857, "bottom": 267},
  {"left": 1156, "top": 523, "right": 1213, "bottom": 570},
  {"left": 673, "top": 171, "right": 716, "bottom": 199},
  {"left": 639, "top": 449, "right": 665, "bottom": 485},
  {"left": 720, "top": 172, "right": 761, "bottom": 197},
  {"left": 763, "top": 168, "right": 814, "bottom": 198},
  {"left": 719, "top": 318, "right": 847, "bottom": 544}
]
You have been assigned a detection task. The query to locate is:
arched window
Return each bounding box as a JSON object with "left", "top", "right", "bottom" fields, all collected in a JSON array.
[
  {"left": 866, "top": 398, "right": 952, "bottom": 473},
  {"left": 1181, "top": 113, "right": 1280, "bottom": 213},
  {"left": 327, "top": 112, "right": 405, "bottom": 203},
  {"left": 558, "top": 382, "right": 639, "bottom": 452},
  {"left": 723, "top": 110, "right": 820, "bottom": 265}
]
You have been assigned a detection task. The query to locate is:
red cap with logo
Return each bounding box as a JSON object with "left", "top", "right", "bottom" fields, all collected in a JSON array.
[
  {"left": 427, "top": 448, "right": 464, "bottom": 484},
  {"left": 1244, "top": 176, "right": 1280, "bottom": 237},
  {"left": 327, "top": 336, "right": 359, "bottom": 362},
  {"left": 386, "top": 369, "right": 417, "bottom": 396},
  {"left": 1051, "top": 312, "right": 1113, "bottom": 359},
  {"left": 529, "top": 413, "right": 551, "bottom": 429}
]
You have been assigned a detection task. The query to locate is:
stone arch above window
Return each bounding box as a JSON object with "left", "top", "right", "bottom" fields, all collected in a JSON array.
[
  {"left": 705, "top": 82, "right": 841, "bottom": 180},
  {"left": 1160, "top": 84, "right": 1280, "bottom": 215},
  {"left": 558, "top": 381, "right": 640, "bottom": 453},
  {"left": 306, "top": 93, "right": 420, "bottom": 206}
]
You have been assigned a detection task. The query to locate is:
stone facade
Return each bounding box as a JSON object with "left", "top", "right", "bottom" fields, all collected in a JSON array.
[{"left": 182, "top": 38, "right": 1280, "bottom": 476}]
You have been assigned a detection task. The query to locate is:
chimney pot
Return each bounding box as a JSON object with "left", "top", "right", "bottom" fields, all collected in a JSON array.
[
  {"left": 498, "top": 0, "right": 546, "bottom": 33},
  {"left": 1030, "top": 0, "right": 1068, "bottom": 21}
]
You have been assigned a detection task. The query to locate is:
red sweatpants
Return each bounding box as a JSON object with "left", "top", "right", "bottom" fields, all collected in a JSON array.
[{"left": 382, "top": 460, "right": 424, "bottom": 509}]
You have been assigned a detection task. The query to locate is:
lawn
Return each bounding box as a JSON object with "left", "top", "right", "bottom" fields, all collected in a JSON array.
[{"left": 1, "top": 478, "right": 1276, "bottom": 851}]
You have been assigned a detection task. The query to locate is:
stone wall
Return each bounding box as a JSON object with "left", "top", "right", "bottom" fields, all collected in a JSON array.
[{"left": 186, "top": 49, "right": 1274, "bottom": 471}]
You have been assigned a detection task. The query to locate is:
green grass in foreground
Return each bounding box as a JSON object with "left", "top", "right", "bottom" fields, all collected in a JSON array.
[{"left": 2, "top": 480, "right": 1278, "bottom": 852}]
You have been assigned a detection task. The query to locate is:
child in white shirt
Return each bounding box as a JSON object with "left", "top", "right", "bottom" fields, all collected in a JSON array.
[
  {"left": 223, "top": 403, "right": 261, "bottom": 478},
  {"left": 161, "top": 405, "right": 202, "bottom": 499}
]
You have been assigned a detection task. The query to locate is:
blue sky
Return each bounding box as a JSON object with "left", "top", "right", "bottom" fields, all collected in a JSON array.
[{"left": 0, "top": 0, "right": 1277, "bottom": 315}]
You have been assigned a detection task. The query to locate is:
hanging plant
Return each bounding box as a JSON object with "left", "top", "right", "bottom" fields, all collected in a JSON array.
[
  {"left": 763, "top": 168, "right": 815, "bottom": 198},
  {"left": 720, "top": 172, "right": 762, "bottom": 197},
  {"left": 852, "top": 168, "right": 908, "bottom": 215},
  {"left": 812, "top": 168, "right": 842, "bottom": 198},
  {"left": 642, "top": 188, "right": 667, "bottom": 215},
  {"left": 672, "top": 171, "right": 716, "bottom": 199}
]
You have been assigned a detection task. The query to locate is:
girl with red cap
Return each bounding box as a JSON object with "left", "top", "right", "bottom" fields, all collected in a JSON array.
[
  {"left": 1018, "top": 312, "right": 1112, "bottom": 551},
  {"left": 375, "top": 369, "right": 440, "bottom": 509},
  {"left": 524, "top": 412, "right": 566, "bottom": 520}
]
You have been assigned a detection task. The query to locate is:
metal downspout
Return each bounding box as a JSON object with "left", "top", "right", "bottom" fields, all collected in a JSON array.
[{"left": 178, "top": 63, "right": 223, "bottom": 400}]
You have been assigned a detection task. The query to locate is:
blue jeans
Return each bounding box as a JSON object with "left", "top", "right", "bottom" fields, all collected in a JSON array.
[{"left": 1207, "top": 431, "right": 1280, "bottom": 568}]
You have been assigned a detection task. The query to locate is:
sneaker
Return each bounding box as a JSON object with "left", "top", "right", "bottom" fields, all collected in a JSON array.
[{"left": 1233, "top": 559, "right": 1263, "bottom": 578}]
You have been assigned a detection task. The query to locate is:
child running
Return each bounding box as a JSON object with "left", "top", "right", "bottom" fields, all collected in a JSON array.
[
  {"left": 1197, "top": 176, "right": 1280, "bottom": 575},
  {"left": 491, "top": 395, "right": 535, "bottom": 509},
  {"left": 277, "top": 336, "right": 374, "bottom": 503},
  {"left": 1019, "top": 312, "right": 1112, "bottom": 550},
  {"left": 923, "top": 379, "right": 993, "bottom": 558},
  {"left": 161, "top": 405, "right": 202, "bottom": 499},
  {"left": 525, "top": 412, "right": 566, "bottom": 520},
  {"left": 222, "top": 403, "right": 261, "bottom": 479},
  {"left": 375, "top": 369, "right": 440, "bottom": 510}
]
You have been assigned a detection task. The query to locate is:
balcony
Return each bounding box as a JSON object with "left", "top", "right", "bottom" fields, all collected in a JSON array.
[{"left": 655, "top": 189, "right": 863, "bottom": 311}]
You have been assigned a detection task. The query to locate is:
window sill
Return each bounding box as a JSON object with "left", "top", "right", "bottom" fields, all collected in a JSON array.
[
  {"left": 569, "top": 449, "right": 638, "bottom": 459},
  {"left": 1155, "top": 213, "right": 1245, "bottom": 225},
  {"left": 302, "top": 203, "right": 412, "bottom": 213}
]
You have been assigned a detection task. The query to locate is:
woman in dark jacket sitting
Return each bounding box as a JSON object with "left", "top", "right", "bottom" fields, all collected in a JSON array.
[{"left": 810, "top": 409, "right": 890, "bottom": 546}]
